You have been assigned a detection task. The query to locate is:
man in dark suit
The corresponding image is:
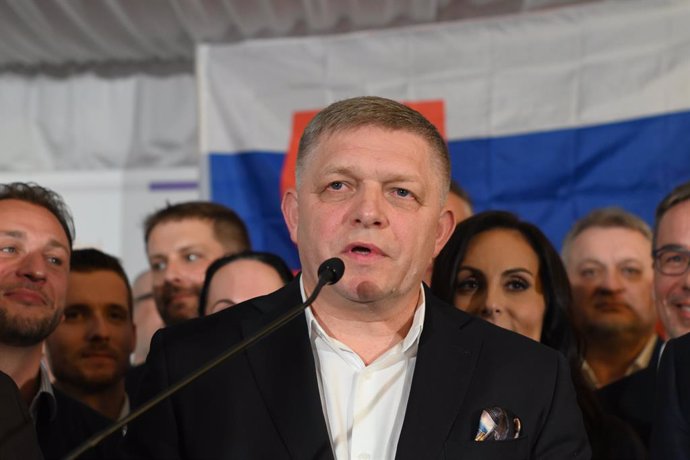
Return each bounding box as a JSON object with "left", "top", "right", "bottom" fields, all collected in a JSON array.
[
  {"left": 125, "top": 96, "right": 590, "bottom": 459},
  {"left": 649, "top": 180, "right": 690, "bottom": 460},
  {"left": 651, "top": 333, "right": 690, "bottom": 459},
  {"left": 596, "top": 337, "right": 663, "bottom": 447},
  {"left": 0, "top": 370, "right": 42, "bottom": 460},
  {"left": 0, "top": 182, "right": 122, "bottom": 459}
]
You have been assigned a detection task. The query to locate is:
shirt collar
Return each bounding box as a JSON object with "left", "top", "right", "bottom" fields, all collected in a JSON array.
[
  {"left": 630, "top": 334, "right": 659, "bottom": 372},
  {"left": 29, "top": 361, "right": 57, "bottom": 423},
  {"left": 301, "top": 274, "right": 426, "bottom": 355},
  {"left": 581, "top": 334, "right": 660, "bottom": 388},
  {"left": 119, "top": 393, "right": 130, "bottom": 420}
]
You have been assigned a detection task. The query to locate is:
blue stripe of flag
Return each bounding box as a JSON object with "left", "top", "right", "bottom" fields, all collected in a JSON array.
[{"left": 210, "top": 109, "right": 690, "bottom": 270}]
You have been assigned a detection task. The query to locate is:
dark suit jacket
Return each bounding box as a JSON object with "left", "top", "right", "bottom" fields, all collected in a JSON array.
[
  {"left": 650, "top": 334, "right": 690, "bottom": 460},
  {"left": 0, "top": 370, "right": 43, "bottom": 460},
  {"left": 597, "top": 336, "right": 663, "bottom": 448},
  {"left": 125, "top": 280, "right": 590, "bottom": 460},
  {"left": 36, "top": 386, "right": 123, "bottom": 460}
]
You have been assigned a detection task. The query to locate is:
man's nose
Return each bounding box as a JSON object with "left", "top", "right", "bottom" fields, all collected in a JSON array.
[
  {"left": 352, "top": 186, "right": 388, "bottom": 228},
  {"left": 87, "top": 314, "right": 110, "bottom": 340},
  {"left": 162, "top": 259, "right": 184, "bottom": 284},
  {"left": 599, "top": 269, "right": 624, "bottom": 292},
  {"left": 17, "top": 252, "right": 48, "bottom": 283}
]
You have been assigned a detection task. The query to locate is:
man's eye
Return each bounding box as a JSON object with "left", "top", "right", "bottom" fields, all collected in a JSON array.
[
  {"left": 0, "top": 246, "right": 16, "bottom": 254},
  {"left": 63, "top": 309, "right": 84, "bottom": 321},
  {"left": 621, "top": 266, "right": 641, "bottom": 277},
  {"left": 328, "top": 182, "right": 344, "bottom": 191},
  {"left": 580, "top": 268, "right": 599, "bottom": 279},
  {"left": 185, "top": 253, "right": 200, "bottom": 262},
  {"left": 150, "top": 261, "right": 166, "bottom": 272},
  {"left": 394, "top": 188, "right": 411, "bottom": 198},
  {"left": 47, "top": 256, "right": 63, "bottom": 266},
  {"left": 109, "top": 310, "right": 128, "bottom": 322}
]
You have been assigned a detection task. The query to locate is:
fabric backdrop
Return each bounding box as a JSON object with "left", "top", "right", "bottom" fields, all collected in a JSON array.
[{"left": 199, "top": 0, "right": 690, "bottom": 269}]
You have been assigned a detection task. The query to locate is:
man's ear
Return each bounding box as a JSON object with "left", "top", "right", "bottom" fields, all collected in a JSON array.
[
  {"left": 433, "top": 208, "right": 455, "bottom": 258},
  {"left": 281, "top": 189, "right": 299, "bottom": 244}
]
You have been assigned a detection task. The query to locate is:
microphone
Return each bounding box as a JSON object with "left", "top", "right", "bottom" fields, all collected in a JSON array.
[
  {"left": 317, "top": 257, "right": 345, "bottom": 285},
  {"left": 63, "top": 258, "right": 345, "bottom": 460}
]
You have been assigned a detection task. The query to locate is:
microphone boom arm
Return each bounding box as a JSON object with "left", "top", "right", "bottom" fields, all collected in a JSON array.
[{"left": 63, "top": 257, "right": 345, "bottom": 460}]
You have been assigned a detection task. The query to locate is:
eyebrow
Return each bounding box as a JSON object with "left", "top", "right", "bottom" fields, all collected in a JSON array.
[
  {"left": 503, "top": 268, "right": 535, "bottom": 277},
  {"left": 149, "top": 244, "right": 204, "bottom": 259},
  {"left": 322, "top": 166, "right": 421, "bottom": 184},
  {"left": 0, "top": 230, "right": 23, "bottom": 238},
  {"left": 458, "top": 265, "right": 534, "bottom": 275},
  {"left": 0, "top": 230, "right": 69, "bottom": 253},
  {"left": 576, "top": 258, "right": 605, "bottom": 266},
  {"left": 656, "top": 244, "right": 689, "bottom": 252}
]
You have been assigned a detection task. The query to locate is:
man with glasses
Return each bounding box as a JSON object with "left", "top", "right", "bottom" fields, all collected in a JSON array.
[
  {"left": 650, "top": 180, "right": 690, "bottom": 460},
  {"left": 652, "top": 181, "right": 690, "bottom": 340}
]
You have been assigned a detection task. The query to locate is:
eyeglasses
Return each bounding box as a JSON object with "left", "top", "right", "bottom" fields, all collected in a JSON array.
[{"left": 653, "top": 248, "right": 690, "bottom": 276}]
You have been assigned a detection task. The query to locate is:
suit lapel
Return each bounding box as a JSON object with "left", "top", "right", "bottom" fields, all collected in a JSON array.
[
  {"left": 396, "top": 291, "right": 482, "bottom": 460},
  {"left": 242, "top": 281, "right": 334, "bottom": 460}
]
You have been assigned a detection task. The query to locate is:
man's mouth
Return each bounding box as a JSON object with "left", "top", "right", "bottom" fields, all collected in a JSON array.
[
  {"left": 344, "top": 243, "right": 384, "bottom": 257},
  {"left": 670, "top": 299, "right": 690, "bottom": 317},
  {"left": 4, "top": 288, "right": 48, "bottom": 306},
  {"left": 81, "top": 349, "right": 118, "bottom": 361},
  {"left": 594, "top": 301, "right": 629, "bottom": 311}
]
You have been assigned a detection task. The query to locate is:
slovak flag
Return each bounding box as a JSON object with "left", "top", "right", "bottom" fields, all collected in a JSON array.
[{"left": 198, "top": 0, "right": 690, "bottom": 269}]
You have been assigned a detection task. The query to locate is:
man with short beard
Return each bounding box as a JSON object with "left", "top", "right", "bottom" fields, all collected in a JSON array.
[
  {"left": 45, "top": 248, "right": 135, "bottom": 421},
  {"left": 144, "top": 201, "right": 250, "bottom": 327},
  {"left": 563, "top": 207, "right": 662, "bottom": 448},
  {"left": 0, "top": 182, "right": 121, "bottom": 459}
]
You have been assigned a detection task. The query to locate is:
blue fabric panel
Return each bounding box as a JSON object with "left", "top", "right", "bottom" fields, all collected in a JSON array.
[{"left": 209, "top": 152, "right": 299, "bottom": 269}]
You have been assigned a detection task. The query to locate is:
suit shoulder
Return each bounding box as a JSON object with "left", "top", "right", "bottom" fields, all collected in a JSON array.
[
  {"left": 433, "top": 300, "right": 561, "bottom": 363},
  {"left": 152, "top": 280, "right": 302, "bottom": 353}
]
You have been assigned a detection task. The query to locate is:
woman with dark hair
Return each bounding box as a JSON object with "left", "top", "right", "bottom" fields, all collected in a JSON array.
[
  {"left": 431, "top": 210, "right": 645, "bottom": 460},
  {"left": 198, "top": 251, "right": 294, "bottom": 316},
  {"left": 432, "top": 211, "right": 575, "bottom": 356}
]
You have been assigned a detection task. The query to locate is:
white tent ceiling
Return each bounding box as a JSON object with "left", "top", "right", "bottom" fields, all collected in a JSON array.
[
  {"left": 0, "top": 0, "right": 599, "bottom": 70},
  {"left": 0, "top": 0, "right": 628, "bottom": 172}
]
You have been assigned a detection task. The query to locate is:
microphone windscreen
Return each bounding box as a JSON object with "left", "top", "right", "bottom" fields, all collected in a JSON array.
[{"left": 317, "top": 258, "right": 345, "bottom": 285}]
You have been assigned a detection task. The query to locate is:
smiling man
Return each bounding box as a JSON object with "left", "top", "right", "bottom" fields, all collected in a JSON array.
[
  {"left": 0, "top": 182, "right": 122, "bottom": 459},
  {"left": 144, "top": 201, "right": 250, "bottom": 326},
  {"left": 126, "top": 96, "right": 589, "bottom": 460},
  {"left": 648, "top": 181, "right": 690, "bottom": 459},
  {"left": 45, "top": 248, "right": 135, "bottom": 421},
  {"left": 652, "top": 181, "right": 690, "bottom": 339}
]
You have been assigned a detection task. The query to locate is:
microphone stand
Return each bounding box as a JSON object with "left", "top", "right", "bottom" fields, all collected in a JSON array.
[{"left": 63, "top": 258, "right": 344, "bottom": 460}]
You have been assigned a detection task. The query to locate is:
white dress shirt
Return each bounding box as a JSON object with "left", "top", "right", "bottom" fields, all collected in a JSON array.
[{"left": 302, "top": 277, "right": 425, "bottom": 460}]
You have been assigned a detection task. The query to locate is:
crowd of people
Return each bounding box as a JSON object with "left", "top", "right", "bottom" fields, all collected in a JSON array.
[{"left": 0, "top": 96, "right": 689, "bottom": 459}]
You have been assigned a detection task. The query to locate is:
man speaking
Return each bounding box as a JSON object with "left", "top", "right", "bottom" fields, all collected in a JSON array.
[{"left": 125, "top": 96, "right": 590, "bottom": 459}]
